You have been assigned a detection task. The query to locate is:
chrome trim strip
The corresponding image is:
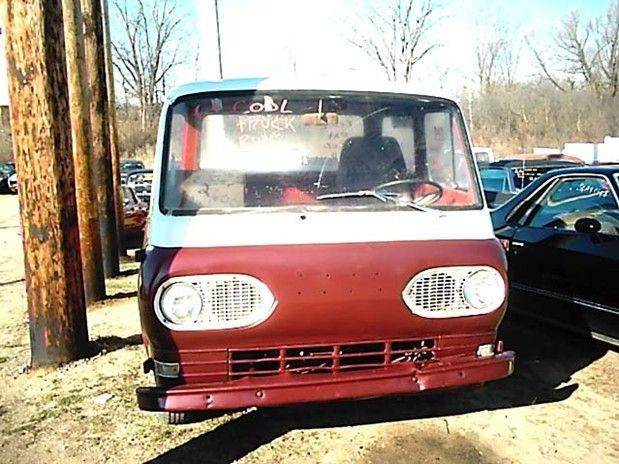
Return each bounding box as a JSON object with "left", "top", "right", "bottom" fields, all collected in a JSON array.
[
  {"left": 591, "top": 332, "right": 619, "bottom": 347},
  {"left": 511, "top": 282, "right": 618, "bottom": 315}
]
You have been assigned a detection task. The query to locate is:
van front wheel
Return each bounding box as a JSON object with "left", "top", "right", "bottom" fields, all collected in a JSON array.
[
  {"left": 157, "top": 412, "right": 192, "bottom": 425},
  {"left": 156, "top": 411, "right": 224, "bottom": 425}
]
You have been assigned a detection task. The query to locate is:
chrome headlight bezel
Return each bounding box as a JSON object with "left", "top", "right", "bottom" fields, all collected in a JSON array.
[
  {"left": 462, "top": 268, "right": 506, "bottom": 311},
  {"left": 402, "top": 265, "right": 506, "bottom": 318},
  {"left": 154, "top": 274, "right": 277, "bottom": 331},
  {"left": 158, "top": 281, "right": 203, "bottom": 325}
]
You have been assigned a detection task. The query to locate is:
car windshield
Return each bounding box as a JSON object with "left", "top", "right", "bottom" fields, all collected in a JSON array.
[
  {"left": 481, "top": 169, "right": 511, "bottom": 192},
  {"left": 161, "top": 91, "right": 482, "bottom": 214},
  {"left": 122, "top": 161, "right": 144, "bottom": 171},
  {"left": 0, "top": 164, "right": 14, "bottom": 175}
]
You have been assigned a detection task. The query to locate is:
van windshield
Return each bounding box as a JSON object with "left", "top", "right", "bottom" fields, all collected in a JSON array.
[{"left": 161, "top": 91, "right": 482, "bottom": 214}]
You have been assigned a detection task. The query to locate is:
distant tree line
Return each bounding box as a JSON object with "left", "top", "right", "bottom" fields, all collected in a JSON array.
[
  {"left": 353, "top": 0, "right": 618, "bottom": 155},
  {"left": 468, "top": 1, "right": 618, "bottom": 154},
  {"left": 1, "top": 0, "right": 616, "bottom": 163}
]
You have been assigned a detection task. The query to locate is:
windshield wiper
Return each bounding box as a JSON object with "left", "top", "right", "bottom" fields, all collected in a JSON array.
[
  {"left": 316, "top": 189, "right": 439, "bottom": 213},
  {"left": 316, "top": 190, "right": 390, "bottom": 203}
]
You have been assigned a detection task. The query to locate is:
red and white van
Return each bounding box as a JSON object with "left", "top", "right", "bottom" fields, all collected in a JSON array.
[{"left": 136, "top": 78, "right": 515, "bottom": 418}]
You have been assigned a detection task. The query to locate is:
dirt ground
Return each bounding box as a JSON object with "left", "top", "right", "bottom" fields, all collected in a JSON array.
[{"left": 0, "top": 194, "right": 617, "bottom": 464}]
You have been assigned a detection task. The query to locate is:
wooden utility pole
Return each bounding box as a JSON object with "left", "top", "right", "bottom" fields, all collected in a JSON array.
[
  {"left": 4, "top": 0, "right": 90, "bottom": 366},
  {"left": 81, "top": 0, "right": 119, "bottom": 277},
  {"left": 101, "top": 0, "right": 125, "bottom": 256},
  {"left": 62, "top": 0, "right": 106, "bottom": 303}
]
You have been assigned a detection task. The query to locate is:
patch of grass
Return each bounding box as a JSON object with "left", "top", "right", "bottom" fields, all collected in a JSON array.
[
  {"left": 6, "top": 422, "right": 38, "bottom": 435},
  {"left": 57, "top": 393, "right": 82, "bottom": 409}
]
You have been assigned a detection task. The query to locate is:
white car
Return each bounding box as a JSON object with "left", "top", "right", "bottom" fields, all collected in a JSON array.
[{"left": 473, "top": 147, "right": 495, "bottom": 163}]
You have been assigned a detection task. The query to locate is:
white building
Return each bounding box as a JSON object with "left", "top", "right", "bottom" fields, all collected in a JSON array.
[{"left": 563, "top": 138, "right": 619, "bottom": 164}]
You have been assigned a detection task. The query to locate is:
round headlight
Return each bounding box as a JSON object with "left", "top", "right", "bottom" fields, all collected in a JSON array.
[
  {"left": 462, "top": 268, "right": 505, "bottom": 311},
  {"left": 159, "top": 282, "right": 203, "bottom": 325}
]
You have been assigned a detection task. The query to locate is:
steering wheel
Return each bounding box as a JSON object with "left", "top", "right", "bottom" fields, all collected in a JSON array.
[{"left": 374, "top": 179, "right": 444, "bottom": 206}]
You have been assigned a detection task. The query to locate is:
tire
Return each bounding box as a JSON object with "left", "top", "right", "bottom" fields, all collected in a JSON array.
[
  {"left": 158, "top": 412, "right": 189, "bottom": 425},
  {"left": 156, "top": 411, "right": 222, "bottom": 425}
]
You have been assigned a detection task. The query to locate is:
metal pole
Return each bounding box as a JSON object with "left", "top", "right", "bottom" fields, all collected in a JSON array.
[
  {"left": 61, "top": 0, "right": 106, "bottom": 303},
  {"left": 215, "top": 0, "right": 223, "bottom": 79},
  {"left": 81, "top": 0, "right": 120, "bottom": 277},
  {"left": 4, "top": 0, "right": 90, "bottom": 366}
]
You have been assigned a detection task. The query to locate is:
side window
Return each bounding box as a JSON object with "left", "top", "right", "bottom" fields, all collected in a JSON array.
[
  {"left": 526, "top": 177, "right": 619, "bottom": 235},
  {"left": 424, "top": 112, "right": 454, "bottom": 186},
  {"left": 382, "top": 116, "right": 415, "bottom": 171}
]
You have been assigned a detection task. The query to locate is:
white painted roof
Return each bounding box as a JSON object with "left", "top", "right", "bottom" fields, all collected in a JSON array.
[{"left": 166, "top": 77, "right": 453, "bottom": 103}]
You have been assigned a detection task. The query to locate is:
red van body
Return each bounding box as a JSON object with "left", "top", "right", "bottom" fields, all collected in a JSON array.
[{"left": 136, "top": 79, "right": 515, "bottom": 413}]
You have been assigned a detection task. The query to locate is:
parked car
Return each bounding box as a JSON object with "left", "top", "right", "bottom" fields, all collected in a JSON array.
[
  {"left": 124, "top": 168, "right": 153, "bottom": 204},
  {"left": 7, "top": 172, "right": 18, "bottom": 194},
  {"left": 473, "top": 147, "right": 495, "bottom": 163},
  {"left": 479, "top": 166, "right": 519, "bottom": 208},
  {"left": 120, "top": 159, "right": 145, "bottom": 183},
  {"left": 491, "top": 155, "right": 583, "bottom": 190},
  {"left": 135, "top": 78, "right": 515, "bottom": 423},
  {"left": 0, "top": 163, "right": 15, "bottom": 193},
  {"left": 123, "top": 185, "right": 148, "bottom": 248},
  {"left": 492, "top": 165, "right": 619, "bottom": 346}
]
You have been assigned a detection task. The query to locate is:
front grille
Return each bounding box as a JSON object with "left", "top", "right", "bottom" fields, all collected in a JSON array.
[
  {"left": 199, "top": 277, "right": 265, "bottom": 323},
  {"left": 411, "top": 272, "right": 457, "bottom": 311},
  {"left": 229, "top": 338, "right": 435, "bottom": 380}
]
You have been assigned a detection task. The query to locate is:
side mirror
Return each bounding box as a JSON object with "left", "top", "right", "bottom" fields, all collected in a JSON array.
[{"left": 574, "top": 217, "right": 601, "bottom": 234}]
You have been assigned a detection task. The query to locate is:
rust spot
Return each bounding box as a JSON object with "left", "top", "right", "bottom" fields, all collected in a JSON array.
[{"left": 28, "top": 224, "right": 48, "bottom": 242}]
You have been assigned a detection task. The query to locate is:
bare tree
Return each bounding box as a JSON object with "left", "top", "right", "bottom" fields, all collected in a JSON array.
[
  {"left": 528, "top": 37, "right": 568, "bottom": 92},
  {"left": 351, "top": 0, "right": 440, "bottom": 82},
  {"left": 556, "top": 12, "right": 601, "bottom": 94},
  {"left": 530, "top": 1, "right": 618, "bottom": 97},
  {"left": 595, "top": 1, "right": 619, "bottom": 97},
  {"left": 112, "top": 0, "right": 185, "bottom": 128},
  {"left": 476, "top": 24, "right": 506, "bottom": 93},
  {"left": 475, "top": 21, "right": 521, "bottom": 93}
]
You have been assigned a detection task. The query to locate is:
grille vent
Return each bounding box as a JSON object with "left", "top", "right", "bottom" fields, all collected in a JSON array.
[
  {"left": 198, "top": 276, "right": 266, "bottom": 324},
  {"left": 158, "top": 274, "right": 276, "bottom": 330},
  {"left": 402, "top": 266, "right": 496, "bottom": 318},
  {"left": 229, "top": 338, "right": 436, "bottom": 380},
  {"left": 412, "top": 272, "right": 457, "bottom": 311}
]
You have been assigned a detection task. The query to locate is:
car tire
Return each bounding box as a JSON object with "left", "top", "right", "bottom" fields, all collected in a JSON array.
[
  {"left": 157, "top": 411, "right": 189, "bottom": 425},
  {"left": 156, "top": 410, "right": 225, "bottom": 425}
]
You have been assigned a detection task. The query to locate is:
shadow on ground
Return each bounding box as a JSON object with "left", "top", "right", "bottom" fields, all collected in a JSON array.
[
  {"left": 145, "top": 314, "right": 608, "bottom": 464},
  {"left": 106, "top": 290, "right": 138, "bottom": 300},
  {"left": 93, "top": 334, "right": 142, "bottom": 354},
  {"left": 118, "top": 268, "right": 140, "bottom": 277}
]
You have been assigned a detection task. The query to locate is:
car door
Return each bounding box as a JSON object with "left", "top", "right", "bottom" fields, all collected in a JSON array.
[{"left": 506, "top": 175, "right": 619, "bottom": 343}]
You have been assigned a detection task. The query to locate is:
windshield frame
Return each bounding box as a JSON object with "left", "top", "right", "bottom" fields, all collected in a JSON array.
[{"left": 158, "top": 90, "right": 484, "bottom": 216}]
